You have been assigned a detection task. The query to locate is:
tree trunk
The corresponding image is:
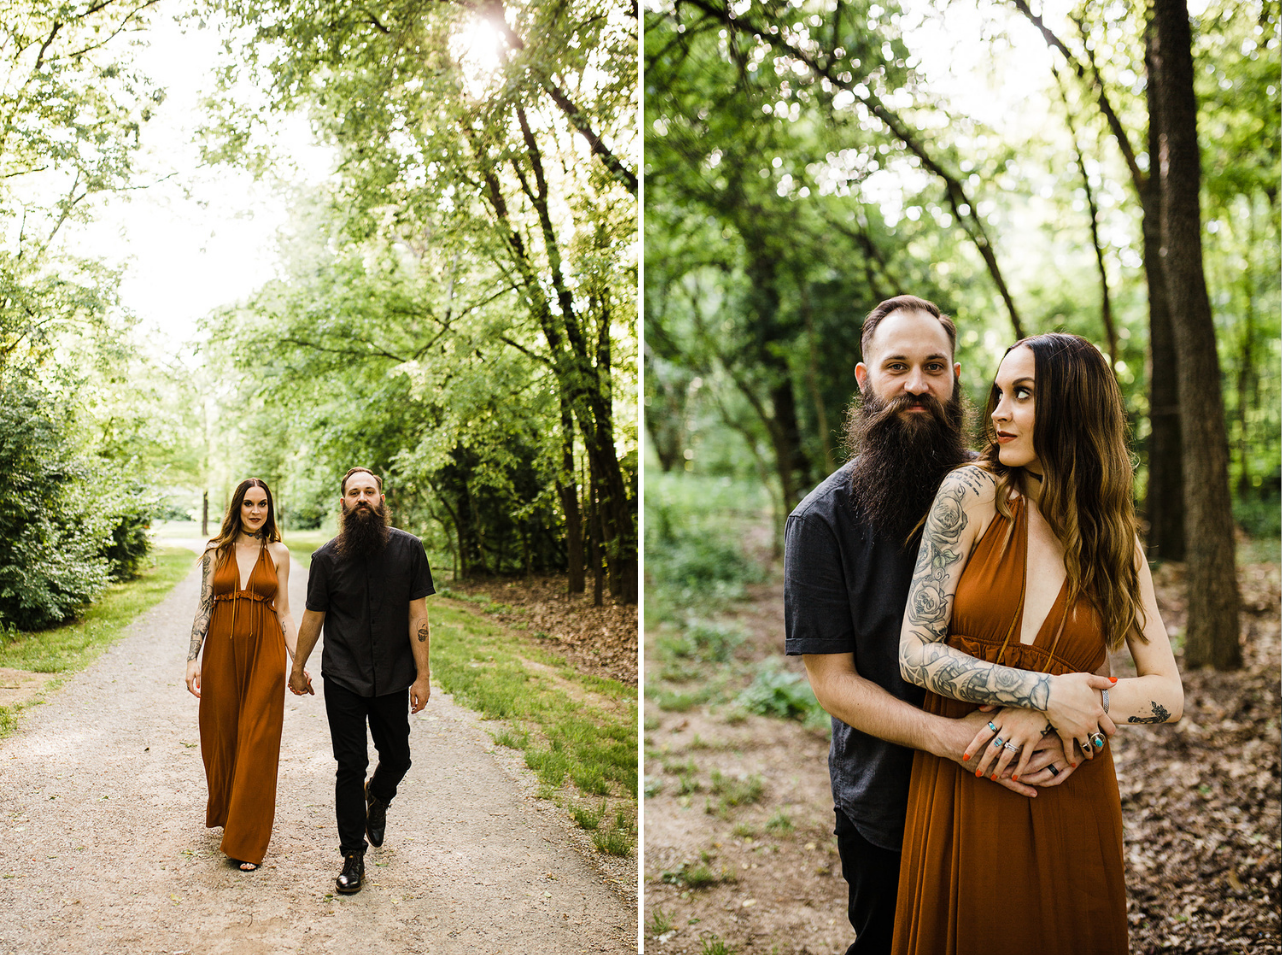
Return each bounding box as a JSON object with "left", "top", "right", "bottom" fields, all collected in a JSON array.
[
  {"left": 558, "top": 402, "right": 586, "bottom": 593},
  {"left": 1142, "top": 13, "right": 1186, "bottom": 561},
  {"left": 1151, "top": 0, "right": 1241, "bottom": 669}
]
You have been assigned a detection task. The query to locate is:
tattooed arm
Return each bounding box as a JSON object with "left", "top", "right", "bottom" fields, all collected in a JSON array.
[
  {"left": 898, "top": 466, "right": 1114, "bottom": 756},
  {"left": 185, "top": 549, "right": 215, "bottom": 698},
  {"left": 408, "top": 597, "right": 430, "bottom": 713}
]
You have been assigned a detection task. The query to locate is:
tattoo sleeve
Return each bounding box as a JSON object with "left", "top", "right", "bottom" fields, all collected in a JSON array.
[
  {"left": 899, "top": 469, "right": 1053, "bottom": 711},
  {"left": 187, "top": 553, "right": 213, "bottom": 662}
]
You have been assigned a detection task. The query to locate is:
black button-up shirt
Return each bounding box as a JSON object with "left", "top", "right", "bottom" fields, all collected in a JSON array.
[
  {"left": 306, "top": 527, "right": 435, "bottom": 698},
  {"left": 784, "top": 462, "right": 924, "bottom": 852}
]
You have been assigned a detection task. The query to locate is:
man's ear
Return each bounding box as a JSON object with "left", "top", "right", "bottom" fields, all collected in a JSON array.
[
  {"left": 954, "top": 362, "right": 961, "bottom": 381},
  {"left": 854, "top": 362, "right": 868, "bottom": 388}
]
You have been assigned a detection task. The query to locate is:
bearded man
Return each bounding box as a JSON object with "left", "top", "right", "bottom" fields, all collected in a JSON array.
[
  {"left": 784, "top": 296, "right": 1072, "bottom": 954},
  {"left": 290, "top": 467, "right": 434, "bottom": 895}
]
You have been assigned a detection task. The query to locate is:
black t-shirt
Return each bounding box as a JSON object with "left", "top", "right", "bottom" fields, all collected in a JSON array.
[
  {"left": 306, "top": 527, "right": 435, "bottom": 698},
  {"left": 784, "top": 462, "right": 924, "bottom": 852}
]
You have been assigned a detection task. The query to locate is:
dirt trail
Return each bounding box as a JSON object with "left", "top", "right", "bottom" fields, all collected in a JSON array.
[{"left": 0, "top": 554, "right": 637, "bottom": 955}]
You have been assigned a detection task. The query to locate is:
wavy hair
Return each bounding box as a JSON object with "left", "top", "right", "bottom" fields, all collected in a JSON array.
[
  {"left": 204, "top": 478, "right": 281, "bottom": 567},
  {"left": 979, "top": 333, "right": 1144, "bottom": 651}
]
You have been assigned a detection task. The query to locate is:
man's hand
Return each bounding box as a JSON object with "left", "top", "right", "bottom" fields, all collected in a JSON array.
[
  {"left": 288, "top": 666, "right": 314, "bottom": 696},
  {"left": 410, "top": 675, "right": 430, "bottom": 713}
]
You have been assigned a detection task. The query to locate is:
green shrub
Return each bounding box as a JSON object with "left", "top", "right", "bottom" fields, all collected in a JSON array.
[
  {"left": 736, "top": 660, "right": 829, "bottom": 727},
  {"left": 655, "top": 618, "right": 745, "bottom": 665},
  {"left": 1234, "top": 490, "right": 1281, "bottom": 541},
  {"left": 0, "top": 383, "right": 158, "bottom": 629}
]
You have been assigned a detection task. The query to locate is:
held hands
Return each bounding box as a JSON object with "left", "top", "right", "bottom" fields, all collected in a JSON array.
[
  {"left": 288, "top": 666, "right": 314, "bottom": 696},
  {"left": 410, "top": 675, "right": 431, "bottom": 713},
  {"left": 964, "top": 706, "right": 1071, "bottom": 784},
  {"left": 185, "top": 660, "right": 201, "bottom": 698}
]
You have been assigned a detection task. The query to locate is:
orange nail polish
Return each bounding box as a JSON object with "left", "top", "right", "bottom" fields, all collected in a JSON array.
[
  {"left": 1012, "top": 775, "right": 1019, "bottom": 782},
  {"left": 990, "top": 774, "right": 998, "bottom": 781},
  {"left": 1109, "top": 677, "right": 1118, "bottom": 683},
  {"left": 963, "top": 754, "right": 970, "bottom": 761},
  {"left": 975, "top": 769, "right": 982, "bottom": 777}
]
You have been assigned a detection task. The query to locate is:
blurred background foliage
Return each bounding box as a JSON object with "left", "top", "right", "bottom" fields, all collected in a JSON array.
[{"left": 644, "top": 0, "right": 1279, "bottom": 602}]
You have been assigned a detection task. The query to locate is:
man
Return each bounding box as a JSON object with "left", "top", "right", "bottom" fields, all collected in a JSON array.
[
  {"left": 290, "top": 467, "right": 434, "bottom": 895},
  {"left": 784, "top": 295, "right": 1072, "bottom": 954}
]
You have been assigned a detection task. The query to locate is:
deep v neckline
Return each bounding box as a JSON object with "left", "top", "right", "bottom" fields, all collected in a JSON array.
[
  {"left": 1010, "top": 497, "right": 1069, "bottom": 647},
  {"left": 234, "top": 542, "right": 266, "bottom": 593}
]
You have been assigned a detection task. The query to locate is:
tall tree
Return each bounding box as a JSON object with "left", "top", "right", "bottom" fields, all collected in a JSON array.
[
  {"left": 1150, "top": 0, "right": 1240, "bottom": 669},
  {"left": 1010, "top": 0, "right": 1185, "bottom": 559},
  {"left": 204, "top": 0, "right": 637, "bottom": 601}
]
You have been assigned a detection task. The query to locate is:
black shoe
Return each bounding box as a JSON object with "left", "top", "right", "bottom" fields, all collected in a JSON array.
[
  {"left": 365, "top": 780, "right": 387, "bottom": 848},
  {"left": 336, "top": 851, "right": 364, "bottom": 894}
]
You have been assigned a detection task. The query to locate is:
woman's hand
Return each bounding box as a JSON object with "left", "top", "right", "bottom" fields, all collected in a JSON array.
[
  {"left": 1046, "top": 671, "right": 1116, "bottom": 761},
  {"left": 966, "top": 706, "right": 1055, "bottom": 781},
  {"left": 185, "top": 659, "right": 201, "bottom": 698}
]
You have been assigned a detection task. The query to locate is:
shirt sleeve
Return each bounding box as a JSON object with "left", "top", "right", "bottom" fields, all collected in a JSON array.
[
  {"left": 408, "top": 536, "right": 435, "bottom": 600},
  {"left": 305, "top": 551, "right": 330, "bottom": 613},
  {"left": 784, "top": 511, "right": 857, "bottom": 656}
]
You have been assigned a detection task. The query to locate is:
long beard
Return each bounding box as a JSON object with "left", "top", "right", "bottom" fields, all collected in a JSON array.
[
  {"left": 843, "top": 385, "right": 969, "bottom": 542},
  {"left": 336, "top": 500, "right": 390, "bottom": 560}
]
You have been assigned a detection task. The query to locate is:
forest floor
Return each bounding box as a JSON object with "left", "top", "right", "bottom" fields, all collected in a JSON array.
[
  {"left": 0, "top": 558, "right": 638, "bottom": 955},
  {"left": 643, "top": 537, "right": 1280, "bottom": 955},
  {"left": 444, "top": 575, "right": 637, "bottom": 687}
]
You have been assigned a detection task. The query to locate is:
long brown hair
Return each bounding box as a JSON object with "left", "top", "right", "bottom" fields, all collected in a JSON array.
[
  {"left": 980, "top": 333, "right": 1144, "bottom": 651},
  {"left": 204, "top": 478, "right": 281, "bottom": 567}
]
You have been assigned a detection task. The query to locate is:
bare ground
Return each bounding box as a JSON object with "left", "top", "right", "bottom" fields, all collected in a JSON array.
[
  {"left": 643, "top": 558, "right": 1281, "bottom": 955},
  {"left": 0, "top": 558, "right": 637, "bottom": 955}
]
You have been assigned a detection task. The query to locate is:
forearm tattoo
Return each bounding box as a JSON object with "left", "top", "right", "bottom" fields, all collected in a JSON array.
[
  {"left": 899, "top": 469, "right": 1052, "bottom": 710},
  {"left": 187, "top": 553, "right": 213, "bottom": 662},
  {"left": 416, "top": 623, "right": 429, "bottom": 644},
  {"left": 1128, "top": 701, "right": 1171, "bottom": 724}
]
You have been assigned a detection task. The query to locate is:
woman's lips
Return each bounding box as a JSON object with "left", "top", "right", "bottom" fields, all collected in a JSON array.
[{"left": 997, "top": 432, "right": 1016, "bottom": 444}]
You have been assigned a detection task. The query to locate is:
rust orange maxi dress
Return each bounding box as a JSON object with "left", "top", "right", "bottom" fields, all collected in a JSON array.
[
  {"left": 891, "top": 497, "right": 1128, "bottom": 955},
  {"left": 198, "top": 544, "right": 286, "bottom": 866}
]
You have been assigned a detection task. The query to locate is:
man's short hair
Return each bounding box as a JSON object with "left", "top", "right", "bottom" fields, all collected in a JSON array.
[
  {"left": 341, "top": 467, "right": 383, "bottom": 495},
  {"left": 860, "top": 294, "right": 957, "bottom": 360}
]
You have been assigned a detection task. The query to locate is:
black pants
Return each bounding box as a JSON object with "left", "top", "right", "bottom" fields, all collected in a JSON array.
[
  {"left": 324, "top": 678, "right": 413, "bottom": 855},
  {"left": 835, "top": 808, "right": 902, "bottom": 955}
]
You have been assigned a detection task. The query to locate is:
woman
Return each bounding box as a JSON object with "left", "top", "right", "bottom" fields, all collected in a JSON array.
[
  {"left": 185, "top": 478, "right": 305, "bottom": 871},
  {"left": 894, "top": 334, "right": 1184, "bottom": 954}
]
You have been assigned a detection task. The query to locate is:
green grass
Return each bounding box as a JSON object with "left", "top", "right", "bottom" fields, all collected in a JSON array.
[
  {"left": 707, "top": 770, "right": 764, "bottom": 816},
  {"left": 766, "top": 808, "right": 794, "bottom": 833},
  {"left": 430, "top": 598, "right": 638, "bottom": 855},
  {"left": 701, "top": 935, "right": 737, "bottom": 955},
  {"left": 648, "top": 906, "right": 675, "bottom": 936},
  {"left": 591, "top": 824, "right": 634, "bottom": 856},
  {"left": 570, "top": 801, "right": 605, "bottom": 830},
  {"left": 660, "top": 861, "right": 735, "bottom": 888},
  {"left": 0, "top": 545, "right": 195, "bottom": 737},
  {"left": 280, "top": 530, "right": 331, "bottom": 567}
]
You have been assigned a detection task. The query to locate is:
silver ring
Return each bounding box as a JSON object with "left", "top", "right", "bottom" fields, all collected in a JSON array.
[
  {"left": 1003, "top": 741, "right": 1018, "bottom": 753},
  {"left": 1089, "top": 732, "right": 1105, "bottom": 749}
]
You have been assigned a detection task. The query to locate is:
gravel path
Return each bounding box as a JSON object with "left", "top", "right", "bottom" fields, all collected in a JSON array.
[{"left": 0, "top": 554, "right": 637, "bottom": 955}]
